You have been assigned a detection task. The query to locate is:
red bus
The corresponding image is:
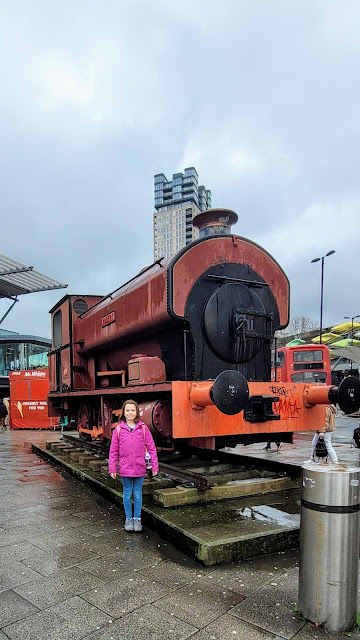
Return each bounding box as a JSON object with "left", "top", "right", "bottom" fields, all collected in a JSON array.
[{"left": 271, "top": 344, "right": 331, "bottom": 384}]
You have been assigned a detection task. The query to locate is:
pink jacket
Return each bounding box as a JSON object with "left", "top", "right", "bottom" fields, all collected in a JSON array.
[{"left": 108, "top": 420, "right": 159, "bottom": 477}]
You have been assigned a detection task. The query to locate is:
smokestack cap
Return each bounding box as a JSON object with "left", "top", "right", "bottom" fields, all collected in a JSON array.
[{"left": 192, "top": 208, "right": 238, "bottom": 237}]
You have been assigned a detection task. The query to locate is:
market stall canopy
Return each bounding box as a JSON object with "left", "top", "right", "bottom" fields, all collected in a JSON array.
[
  {"left": 331, "top": 338, "right": 360, "bottom": 348},
  {"left": 312, "top": 333, "right": 339, "bottom": 344},
  {"left": 0, "top": 253, "right": 67, "bottom": 299},
  {"left": 286, "top": 339, "right": 307, "bottom": 346},
  {"left": 331, "top": 321, "right": 360, "bottom": 334}
]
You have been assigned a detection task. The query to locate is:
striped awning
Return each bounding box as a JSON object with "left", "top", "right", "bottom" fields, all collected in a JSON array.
[{"left": 0, "top": 253, "right": 67, "bottom": 299}]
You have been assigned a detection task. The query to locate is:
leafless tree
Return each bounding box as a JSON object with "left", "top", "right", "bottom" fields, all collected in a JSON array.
[{"left": 276, "top": 315, "right": 319, "bottom": 339}]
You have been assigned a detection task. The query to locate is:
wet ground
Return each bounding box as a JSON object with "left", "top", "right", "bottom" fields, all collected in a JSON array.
[
  {"left": 228, "top": 414, "right": 360, "bottom": 467},
  {"left": 0, "top": 423, "right": 360, "bottom": 639}
]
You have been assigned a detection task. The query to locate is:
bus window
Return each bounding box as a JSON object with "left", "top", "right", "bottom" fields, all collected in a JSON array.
[
  {"left": 271, "top": 351, "right": 285, "bottom": 367},
  {"left": 293, "top": 350, "right": 323, "bottom": 363},
  {"left": 291, "top": 371, "right": 327, "bottom": 383}
]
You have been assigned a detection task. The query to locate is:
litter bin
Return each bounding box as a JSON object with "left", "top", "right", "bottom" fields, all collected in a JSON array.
[{"left": 298, "top": 463, "right": 360, "bottom": 631}]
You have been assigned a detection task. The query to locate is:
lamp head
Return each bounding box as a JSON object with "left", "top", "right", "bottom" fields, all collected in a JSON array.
[
  {"left": 326, "top": 249, "right": 335, "bottom": 257},
  {"left": 311, "top": 257, "right": 321, "bottom": 263}
]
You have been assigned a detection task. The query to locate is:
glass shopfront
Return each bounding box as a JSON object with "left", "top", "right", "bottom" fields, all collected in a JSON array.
[{"left": 0, "top": 333, "right": 51, "bottom": 376}]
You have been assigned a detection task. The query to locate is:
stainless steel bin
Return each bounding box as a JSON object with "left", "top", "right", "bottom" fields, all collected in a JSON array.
[{"left": 298, "top": 463, "right": 360, "bottom": 631}]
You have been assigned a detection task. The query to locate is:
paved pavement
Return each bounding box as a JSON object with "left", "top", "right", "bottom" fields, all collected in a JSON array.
[
  {"left": 233, "top": 413, "right": 360, "bottom": 468},
  {"left": 0, "top": 427, "right": 360, "bottom": 640}
]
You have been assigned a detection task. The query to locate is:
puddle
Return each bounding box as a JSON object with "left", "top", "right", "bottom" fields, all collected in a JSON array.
[{"left": 236, "top": 505, "right": 300, "bottom": 527}]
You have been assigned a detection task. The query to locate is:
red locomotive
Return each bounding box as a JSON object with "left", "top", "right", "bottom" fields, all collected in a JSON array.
[{"left": 47, "top": 209, "right": 360, "bottom": 447}]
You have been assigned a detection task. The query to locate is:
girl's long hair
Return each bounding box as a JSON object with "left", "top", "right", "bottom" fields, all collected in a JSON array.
[{"left": 119, "top": 399, "right": 141, "bottom": 423}]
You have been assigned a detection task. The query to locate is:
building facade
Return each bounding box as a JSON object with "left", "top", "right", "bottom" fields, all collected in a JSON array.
[{"left": 153, "top": 167, "right": 212, "bottom": 259}]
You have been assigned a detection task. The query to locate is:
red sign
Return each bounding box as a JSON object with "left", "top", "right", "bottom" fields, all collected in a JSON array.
[
  {"left": 101, "top": 311, "right": 116, "bottom": 327},
  {"left": 9, "top": 370, "right": 55, "bottom": 429}
]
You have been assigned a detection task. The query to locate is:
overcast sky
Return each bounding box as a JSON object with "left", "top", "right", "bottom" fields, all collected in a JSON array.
[{"left": 1, "top": 0, "right": 359, "bottom": 338}]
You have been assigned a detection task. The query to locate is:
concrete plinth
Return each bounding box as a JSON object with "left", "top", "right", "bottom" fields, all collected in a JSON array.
[{"left": 33, "top": 442, "right": 301, "bottom": 566}]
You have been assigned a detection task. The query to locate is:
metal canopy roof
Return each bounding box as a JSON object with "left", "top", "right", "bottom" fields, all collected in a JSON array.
[
  {"left": 0, "top": 334, "right": 51, "bottom": 346},
  {"left": 331, "top": 346, "right": 360, "bottom": 366},
  {"left": 0, "top": 253, "right": 67, "bottom": 299}
]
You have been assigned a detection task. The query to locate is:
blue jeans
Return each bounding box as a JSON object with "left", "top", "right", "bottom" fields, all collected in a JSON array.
[{"left": 121, "top": 476, "right": 144, "bottom": 518}]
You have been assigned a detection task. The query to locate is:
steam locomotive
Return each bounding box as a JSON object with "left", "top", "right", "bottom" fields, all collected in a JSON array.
[{"left": 47, "top": 208, "right": 360, "bottom": 448}]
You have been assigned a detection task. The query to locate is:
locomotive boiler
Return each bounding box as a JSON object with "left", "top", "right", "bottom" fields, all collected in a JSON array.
[{"left": 47, "top": 208, "right": 360, "bottom": 448}]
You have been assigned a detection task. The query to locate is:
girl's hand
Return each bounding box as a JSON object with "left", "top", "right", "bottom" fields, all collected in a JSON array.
[
  {"left": 109, "top": 472, "right": 117, "bottom": 479},
  {"left": 152, "top": 471, "right": 158, "bottom": 476}
]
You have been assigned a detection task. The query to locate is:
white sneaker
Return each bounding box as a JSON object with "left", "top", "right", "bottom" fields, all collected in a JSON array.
[
  {"left": 124, "top": 518, "right": 134, "bottom": 531},
  {"left": 133, "top": 518, "right": 142, "bottom": 532}
]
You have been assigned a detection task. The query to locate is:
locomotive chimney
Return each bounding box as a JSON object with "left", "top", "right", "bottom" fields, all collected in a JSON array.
[{"left": 192, "top": 208, "right": 238, "bottom": 237}]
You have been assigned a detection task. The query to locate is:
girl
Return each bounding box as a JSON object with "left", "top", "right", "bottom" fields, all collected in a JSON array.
[{"left": 108, "top": 399, "right": 159, "bottom": 532}]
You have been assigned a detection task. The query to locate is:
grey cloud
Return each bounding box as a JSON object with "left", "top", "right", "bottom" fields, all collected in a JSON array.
[{"left": 1, "top": 0, "right": 359, "bottom": 336}]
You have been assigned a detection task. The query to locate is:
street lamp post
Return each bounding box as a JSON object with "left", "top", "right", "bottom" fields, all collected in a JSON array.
[
  {"left": 311, "top": 250, "right": 336, "bottom": 344},
  {"left": 343, "top": 315, "right": 360, "bottom": 344}
]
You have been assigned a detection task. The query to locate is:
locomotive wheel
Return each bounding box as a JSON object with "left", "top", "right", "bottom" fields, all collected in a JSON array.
[
  {"left": 78, "top": 403, "right": 91, "bottom": 428},
  {"left": 97, "top": 410, "right": 103, "bottom": 434},
  {"left": 79, "top": 431, "right": 92, "bottom": 441},
  {"left": 78, "top": 403, "right": 92, "bottom": 440}
]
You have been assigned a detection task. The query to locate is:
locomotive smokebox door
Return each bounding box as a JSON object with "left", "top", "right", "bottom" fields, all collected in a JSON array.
[{"left": 203, "top": 283, "right": 270, "bottom": 363}]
